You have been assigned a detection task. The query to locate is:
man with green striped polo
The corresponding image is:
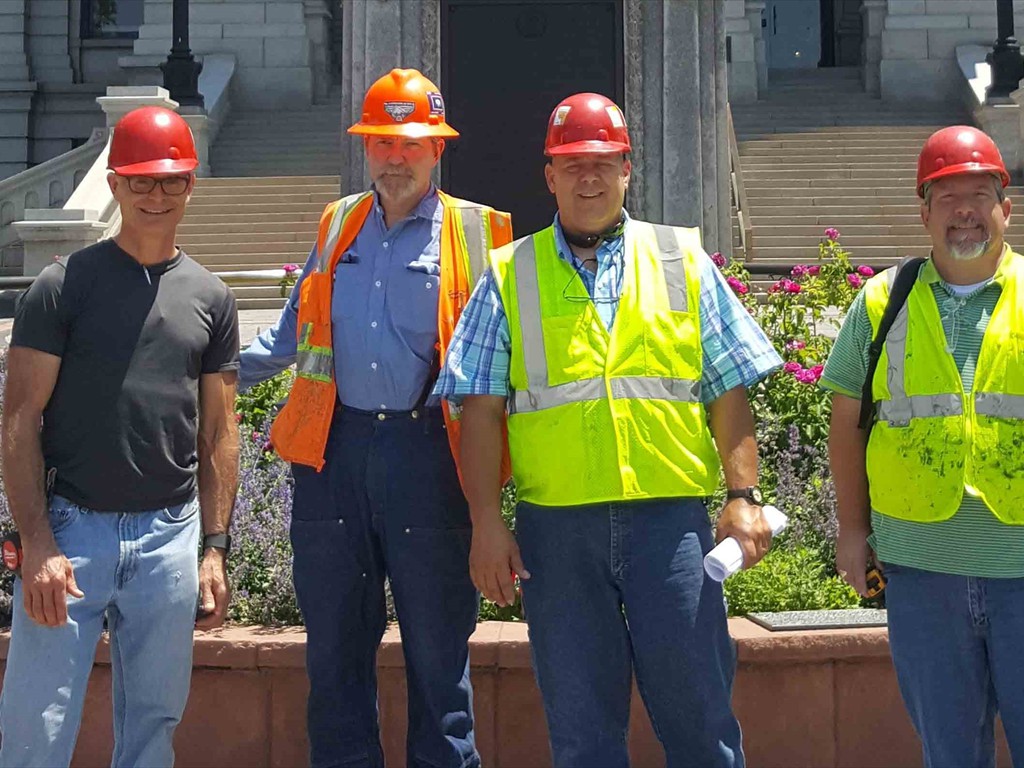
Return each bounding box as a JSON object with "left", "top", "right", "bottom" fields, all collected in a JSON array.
[{"left": 824, "top": 125, "right": 1024, "bottom": 767}]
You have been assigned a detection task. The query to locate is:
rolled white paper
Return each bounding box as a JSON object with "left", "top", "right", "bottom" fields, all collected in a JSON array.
[{"left": 703, "top": 504, "right": 788, "bottom": 582}]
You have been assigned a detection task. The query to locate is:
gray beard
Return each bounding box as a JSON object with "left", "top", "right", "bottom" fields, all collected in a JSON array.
[{"left": 947, "top": 237, "right": 989, "bottom": 261}]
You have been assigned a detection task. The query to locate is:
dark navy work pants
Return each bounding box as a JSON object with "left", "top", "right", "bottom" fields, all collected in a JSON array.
[{"left": 290, "top": 405, "right": 479, "bottom": 768}]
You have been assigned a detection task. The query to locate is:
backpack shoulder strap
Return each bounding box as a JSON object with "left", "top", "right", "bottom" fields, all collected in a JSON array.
[{"left": 858, "top": 256, "right": 926, "bottom": 430}]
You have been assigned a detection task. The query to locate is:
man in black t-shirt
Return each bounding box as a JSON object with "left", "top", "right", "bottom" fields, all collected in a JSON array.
[{"left": 0, "top": 107, "right": 240, "bottom": 768}]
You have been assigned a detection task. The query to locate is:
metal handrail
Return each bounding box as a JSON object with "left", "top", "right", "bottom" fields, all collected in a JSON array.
[
  {"left": 726, "top": 103, "right": 753, "bottom": 261},
  {"left": 0, "top": 268, "right": 292, "bottom": 290}
]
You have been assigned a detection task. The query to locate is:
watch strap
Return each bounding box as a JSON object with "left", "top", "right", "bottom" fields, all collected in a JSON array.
[{"left": 203, "top": 533, "right": 231, "bottom": 553}]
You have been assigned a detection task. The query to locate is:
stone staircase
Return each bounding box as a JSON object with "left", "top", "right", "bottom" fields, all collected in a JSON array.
[
  {"left": 176, "top": 88, "right": 343, "bottom": 309},
  {"left": 731, "top": 67, "right": 1024, "bottom": 274}
]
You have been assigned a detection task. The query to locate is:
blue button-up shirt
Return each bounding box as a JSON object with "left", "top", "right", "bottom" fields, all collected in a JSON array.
[
  {"left": 434, "top": 214, "right": 782, "bottom": 404},
  {"left": 239, "top": 186, "right": 444, "bottom": 410}
]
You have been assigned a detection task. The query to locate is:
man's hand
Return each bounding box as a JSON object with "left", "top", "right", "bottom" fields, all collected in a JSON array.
[
  {"left": 22, "top": 536, "right": 83, "bottom": 627},
  {"left": 196, "top": 547, "right": 230, "bottom": 630},
  {"left": 715, "top": 498, "right": 772, "bottom": 570},
  {"left": 836, "top": 527, "right": 874, "bottom": 597},
  {"left": 470, "top": 515, "right": 530, "bottom": 607}
]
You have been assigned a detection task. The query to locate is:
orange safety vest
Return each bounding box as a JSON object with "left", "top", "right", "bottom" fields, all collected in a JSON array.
[{"left": 270, "top": 189, "right": 513, "bottom": 487}]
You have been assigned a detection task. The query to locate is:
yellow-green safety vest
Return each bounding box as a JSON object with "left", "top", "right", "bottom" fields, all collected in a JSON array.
[
  {"left": 490, "top": 221, "right": 721, "bottom": 507},
  {"left": 864, "top": 248, "right": 1024, "bottom": 524}
]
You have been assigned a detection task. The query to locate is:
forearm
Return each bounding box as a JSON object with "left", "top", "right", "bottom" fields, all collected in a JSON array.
[
  {"left": 197, "top": 424, "right": 240, "bottom": 539},
  {"left": 828, "top": 396, "right": 871, "bottom": 534},
  {"left": 2, "top": 412, "right": 53, "bottom": 546},
  {"left": 708, "top": 385, "right": 759, "bottom": 488},
  {"left": 459, "top": 396, "right": 507, "bottom": 526}
]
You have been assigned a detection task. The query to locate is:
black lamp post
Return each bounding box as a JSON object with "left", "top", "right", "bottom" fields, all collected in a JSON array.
[
  {"left": 160, "top": 0, "right": 204, "bottom": 108},
  {"left": 986, "top": 0, "right": 1024, "bottom": 103}
]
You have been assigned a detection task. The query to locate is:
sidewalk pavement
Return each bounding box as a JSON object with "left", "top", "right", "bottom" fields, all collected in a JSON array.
[{"left": 0, "top": 309, "right": 283, "bottom": 353}]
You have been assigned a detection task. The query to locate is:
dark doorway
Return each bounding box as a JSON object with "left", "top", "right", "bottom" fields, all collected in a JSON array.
[{"left": 441, "top": 0, "right": 624, "bottom": 237}]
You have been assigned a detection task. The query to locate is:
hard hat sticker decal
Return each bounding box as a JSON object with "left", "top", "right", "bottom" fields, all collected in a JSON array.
[
  {"left": 553, "top": 106, "right": 572, "bottom": 126},
  {"left": 383, "top": 101, "right": 416, "bottom": 122},
  {"left": 606, "top": 106, "right": 625, "bottom": 128},
  {"left": 427, "top": 92, "right": 445, "bottom": 115}
]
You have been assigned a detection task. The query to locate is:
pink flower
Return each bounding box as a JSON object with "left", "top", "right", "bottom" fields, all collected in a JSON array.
[
  {"left": 782, "top": 279, "right": 802, "bottom": 294},
  {"left": 795, "top": 368, "right": 822, "bottom": 384},
  {"left": 726, "top": 276, "right": 749, "bottom": 295},
  {"left": 234, "top": 413, "right": 243, "bottom": 424},
  {"left": 252, "top": 431, "right": 261, "bottom": 442},
  {"left": 783, "top": 361, "right": 803, "bottom": 374},
  {"left": 791, "top": 265, "right": 809, "bottom": 278},
  {"left": 857, "top": 265, "right": 875, "bottom": 277},
  {"left": 282, "top": 263, "right": 299, "bottom": 274},
  {"left": 768, "top": 281, "right": 782, "bottom": 294},
  {"left": 807, "top": 265, "right": 821, "bottom": 276},
  {"left": 846, "top": 273, "right": 863, "bottom": 288},
  {"left": 824, "top": 228, "right": 840, "bottom": 241},
  {"left": 710, "top": 252, "right": 726, "bottom": 268},
  {"left": 810, "top": 364, "right": 824, "bottom": 378},
  {"left": 785, "top": 339, "right": 807, "bottom": 352},
  {"left": 262, "top": 439, "right": 274, "bottom": 454}
]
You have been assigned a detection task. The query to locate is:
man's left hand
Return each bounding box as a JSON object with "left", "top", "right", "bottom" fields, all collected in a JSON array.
[
  {"left": 715, "top": 498, "right": 772, "bottom": 569},
  {"left": 196, "top": 547, "right": 230, "bottom": 630}
]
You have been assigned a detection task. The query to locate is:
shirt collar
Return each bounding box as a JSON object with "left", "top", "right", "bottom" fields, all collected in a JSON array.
[
  {"left": 371, "top": 183, "right": 441, "bottom": 225},
  {"left": 552, "top": 209, "right": 631, "bottom": 266},
  {"left": 920, "top": 243, "right": 1015, "bottom": 290}
]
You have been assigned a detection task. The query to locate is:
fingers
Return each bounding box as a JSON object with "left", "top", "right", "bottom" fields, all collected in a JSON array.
[
  {"left": 65, "top": 564, "right": 84, "bottom": 599},
  {"left": 40, "top": 586, "right": 61, "bottom": 627},
  {"left": 195, "top": 575, "right": 228, "bottom": 630},
  {"left": 510, "top": 548, "right": 531, "bottom": 581}
]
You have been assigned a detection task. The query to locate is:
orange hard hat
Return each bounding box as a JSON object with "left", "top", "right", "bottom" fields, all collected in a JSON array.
[
  {"left": 916, "top": 125, "right": 1009, "bottom": 198},
  {"left": 544, "top": 93, "right": 631, "bottom": 156},
  {"left": 108, "top": 106, "right": 198, "bottom": 176},
  {"left": 348, "top": 68, "right": 458, "bottom": 139}
]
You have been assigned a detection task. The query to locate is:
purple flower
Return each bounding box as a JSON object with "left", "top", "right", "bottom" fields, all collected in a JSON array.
[
  {"left": 783, "top": 361, "right": 803, "bottom": 374},
  {"left": 282, "top": 263, "right": 299, "bottom": 274},
  {"left": 726, "top": 276, "right": 750, "bottom": 295},
  {"left": 807, "top": 265, "right": 821, "bottom": 276},
  {"left": 791, "top": 265, "right": 809, "bottom": 278},
  {"left": 785, "top": 339, "right": 807, "bottom": 352},
  {"left": 710, "top": 252, "right": 726, "bottom": 268},
  {"left": 846, "top": 273, "right": 863, "bottom": 288},
  {"left": 857, "top": 265, "right": 875, "bottom": 277},
  {"left": 824, "top": 227, "right": 840, "bottom": 241},
  {"left": 782, "top": 279, "right": 802, "bottom": 294}
]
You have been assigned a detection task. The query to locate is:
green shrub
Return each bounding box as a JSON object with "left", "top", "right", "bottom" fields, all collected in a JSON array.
[{"left": 723, "top": 545, "right": 860, "bottom": 616}]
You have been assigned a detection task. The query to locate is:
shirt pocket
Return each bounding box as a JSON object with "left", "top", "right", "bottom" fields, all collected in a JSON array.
[{"left": 391, "top": 262, "right": 442, "bottom": 351}]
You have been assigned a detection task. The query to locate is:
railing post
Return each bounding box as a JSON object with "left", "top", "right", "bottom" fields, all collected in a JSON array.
[{"left": 987, "top": 0, "right": 1024, "bottom": 103}]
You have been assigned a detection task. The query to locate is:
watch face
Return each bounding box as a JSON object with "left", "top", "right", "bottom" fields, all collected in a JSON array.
[{"left": 751, "top": 487, "right": 763, "bottom": 504}]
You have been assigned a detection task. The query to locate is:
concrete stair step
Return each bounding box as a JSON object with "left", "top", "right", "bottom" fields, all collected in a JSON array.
[
  {"left": 188, "top": 192, "right": 335, "bottom": 206},
  {"left": 740, "top": 156, "right": 917, "bottom": 166},
  {"left": 180, "top": 202, "right": 327, "bottom": 215},
  {"left": 746, "top": 191, "right": 917, "bottom": 203},
  {"left": 752, "top": 223, "right": 930, "bottom": 237},
  {"left": 182, "top": 211, "right": 323, "bottom": 225},
  {"left": 211, "top": 166, "right": 340, "bottom": 177},
  {"left": 191, "top": 183, "right": 338, "bottom": 197},
  {"left": 750, "top": 204, "right": 919, "bottom": 216},
  {"left": 751, "top": 244, "right": 931, "bottom": 259},
  {"left": 736, "top": 126, "right": 951, "bottom": 138},
  {"left": 184, "top": 241, "right": 311, "bottom": 256},
  {"left": 198, "top": 175, "right": 338, "bottom": 187},
  {"left": 755, "top": 234, "right": 933, "bottom": 247},
  {"left": 745, "top": 172, "right": 917, "bottom": 183},
  {"left": 178, "top": 220, "right": 319, "bottom": 236},
  {"left": 178, "top": 230, "right": 308, "bottom": 245}
]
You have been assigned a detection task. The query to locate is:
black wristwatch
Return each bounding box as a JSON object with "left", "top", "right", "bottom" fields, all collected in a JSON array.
[
  {"left": 203, "top": 533, "right": 231, "bottom": 554},
  {"left": 726, "top": 486, "right": 763, "bottom": 505}
]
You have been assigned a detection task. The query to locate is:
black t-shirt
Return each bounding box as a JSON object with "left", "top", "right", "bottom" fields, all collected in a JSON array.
[{"left": 11, "top": 240, "right": 240, "bottom": 511}]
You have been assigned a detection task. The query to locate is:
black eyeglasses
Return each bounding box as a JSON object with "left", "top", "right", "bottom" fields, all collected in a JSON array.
[
  {"left": 120, "top": 175, "right": 191, "bottom": 196},
  {"left": 561, "top": 258, "right": 619, "bottom": 304}
]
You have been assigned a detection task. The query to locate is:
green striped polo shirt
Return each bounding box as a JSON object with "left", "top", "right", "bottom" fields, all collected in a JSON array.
[{"left": 821, "top": 256, "right": 1024, "bottom": 578}]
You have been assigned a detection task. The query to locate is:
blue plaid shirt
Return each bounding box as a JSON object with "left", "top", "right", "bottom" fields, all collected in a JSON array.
[{"left": 434, "top": 214, "right": 781, "bottom": 404}]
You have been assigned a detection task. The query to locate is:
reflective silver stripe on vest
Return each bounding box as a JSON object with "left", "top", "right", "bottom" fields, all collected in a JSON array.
[
  {"left": 975, "top": 392, "right": 1024, "bottom": 419},
  {"left": 296, "top": 348, "right": 334, "bottom": 381},
  {"left": 649, "top": 223, "right": 688, "bottom": 313},
  {"left": 458, "top": 205, "right": 489, "bottom": 281},
  {"left": 318, "top": 193, "right": 371, "bottom": 272},
  {"left": 882, "top": 274, "right": 912, "bottom": 403},
  {"left": 512, "top": 234, "right": 550, "bottom": 389},
  {"left": 511, "top": 375, "right": 702, "bottom": 414},
  {"left": 876, "top": 394, "right": 962, "bottom": 426}
]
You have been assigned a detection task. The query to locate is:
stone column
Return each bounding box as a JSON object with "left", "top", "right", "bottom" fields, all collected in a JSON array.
[
  {"left": 746, "top": 0, "right": 767, "bottom": 93},
  {"left": 625, "top": 0, "right": 730, "bottom": 254},
  {"left": 726, "top": 0, "right": 757, "bottom": 103},
  {"left": 25, "top": 0, "right": 75, "bottom": 83},
  {"left": 305, "top": 0, "right": 333, "bottom": 104},
  {"left": 339, "top": 0, "right": 437, "bottom": 193},
  {"left": 861, "top": 0, "right": 886, "bottom": 96},
  {"left": 0, "top": 0, "right": 37, "bottom": 178}
]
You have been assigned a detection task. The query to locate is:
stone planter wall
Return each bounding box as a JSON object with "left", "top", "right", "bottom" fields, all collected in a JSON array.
[{"left": 0, "top": 619, "right": 1012, "bottom": 767}]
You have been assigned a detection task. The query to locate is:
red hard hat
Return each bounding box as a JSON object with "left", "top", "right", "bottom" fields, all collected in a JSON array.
[
  {"left": 544, "top": 93, "right": 631, "bottom": 156},
  {"left": 348, "top": 68, "right": 458, "bottom": 139},
  {"left": 916, "top": 125, "right": 1009, "bottom": 198},
  {"left": 108, "top": 106, "right": 198, "bottom": 175}
]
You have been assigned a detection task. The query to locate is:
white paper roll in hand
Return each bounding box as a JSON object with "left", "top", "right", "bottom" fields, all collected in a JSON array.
[{"left": 703, "top": 504, "right": 788, "bottom": 582}]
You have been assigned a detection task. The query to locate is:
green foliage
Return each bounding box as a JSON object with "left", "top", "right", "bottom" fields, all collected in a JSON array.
[
  {"left": 235, "top": 369, "right": 294, "bottom": 431},
  {"left": 723, "top": 545, "right": 860, "bottom": 616}
]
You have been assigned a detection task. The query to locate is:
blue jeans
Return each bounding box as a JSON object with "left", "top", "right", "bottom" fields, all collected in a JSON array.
[
  {"left": 290, "top": 406, "right": 479, "bottom": 768},
  {"left": 516, "top": 498, "right": 744, "bottom": 768},
  {"left": 884, "top": 563, "right": 1024, "bottom": 768},
  {"left": 0, "top": 495, "right": 201, "bottom": 768}
]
